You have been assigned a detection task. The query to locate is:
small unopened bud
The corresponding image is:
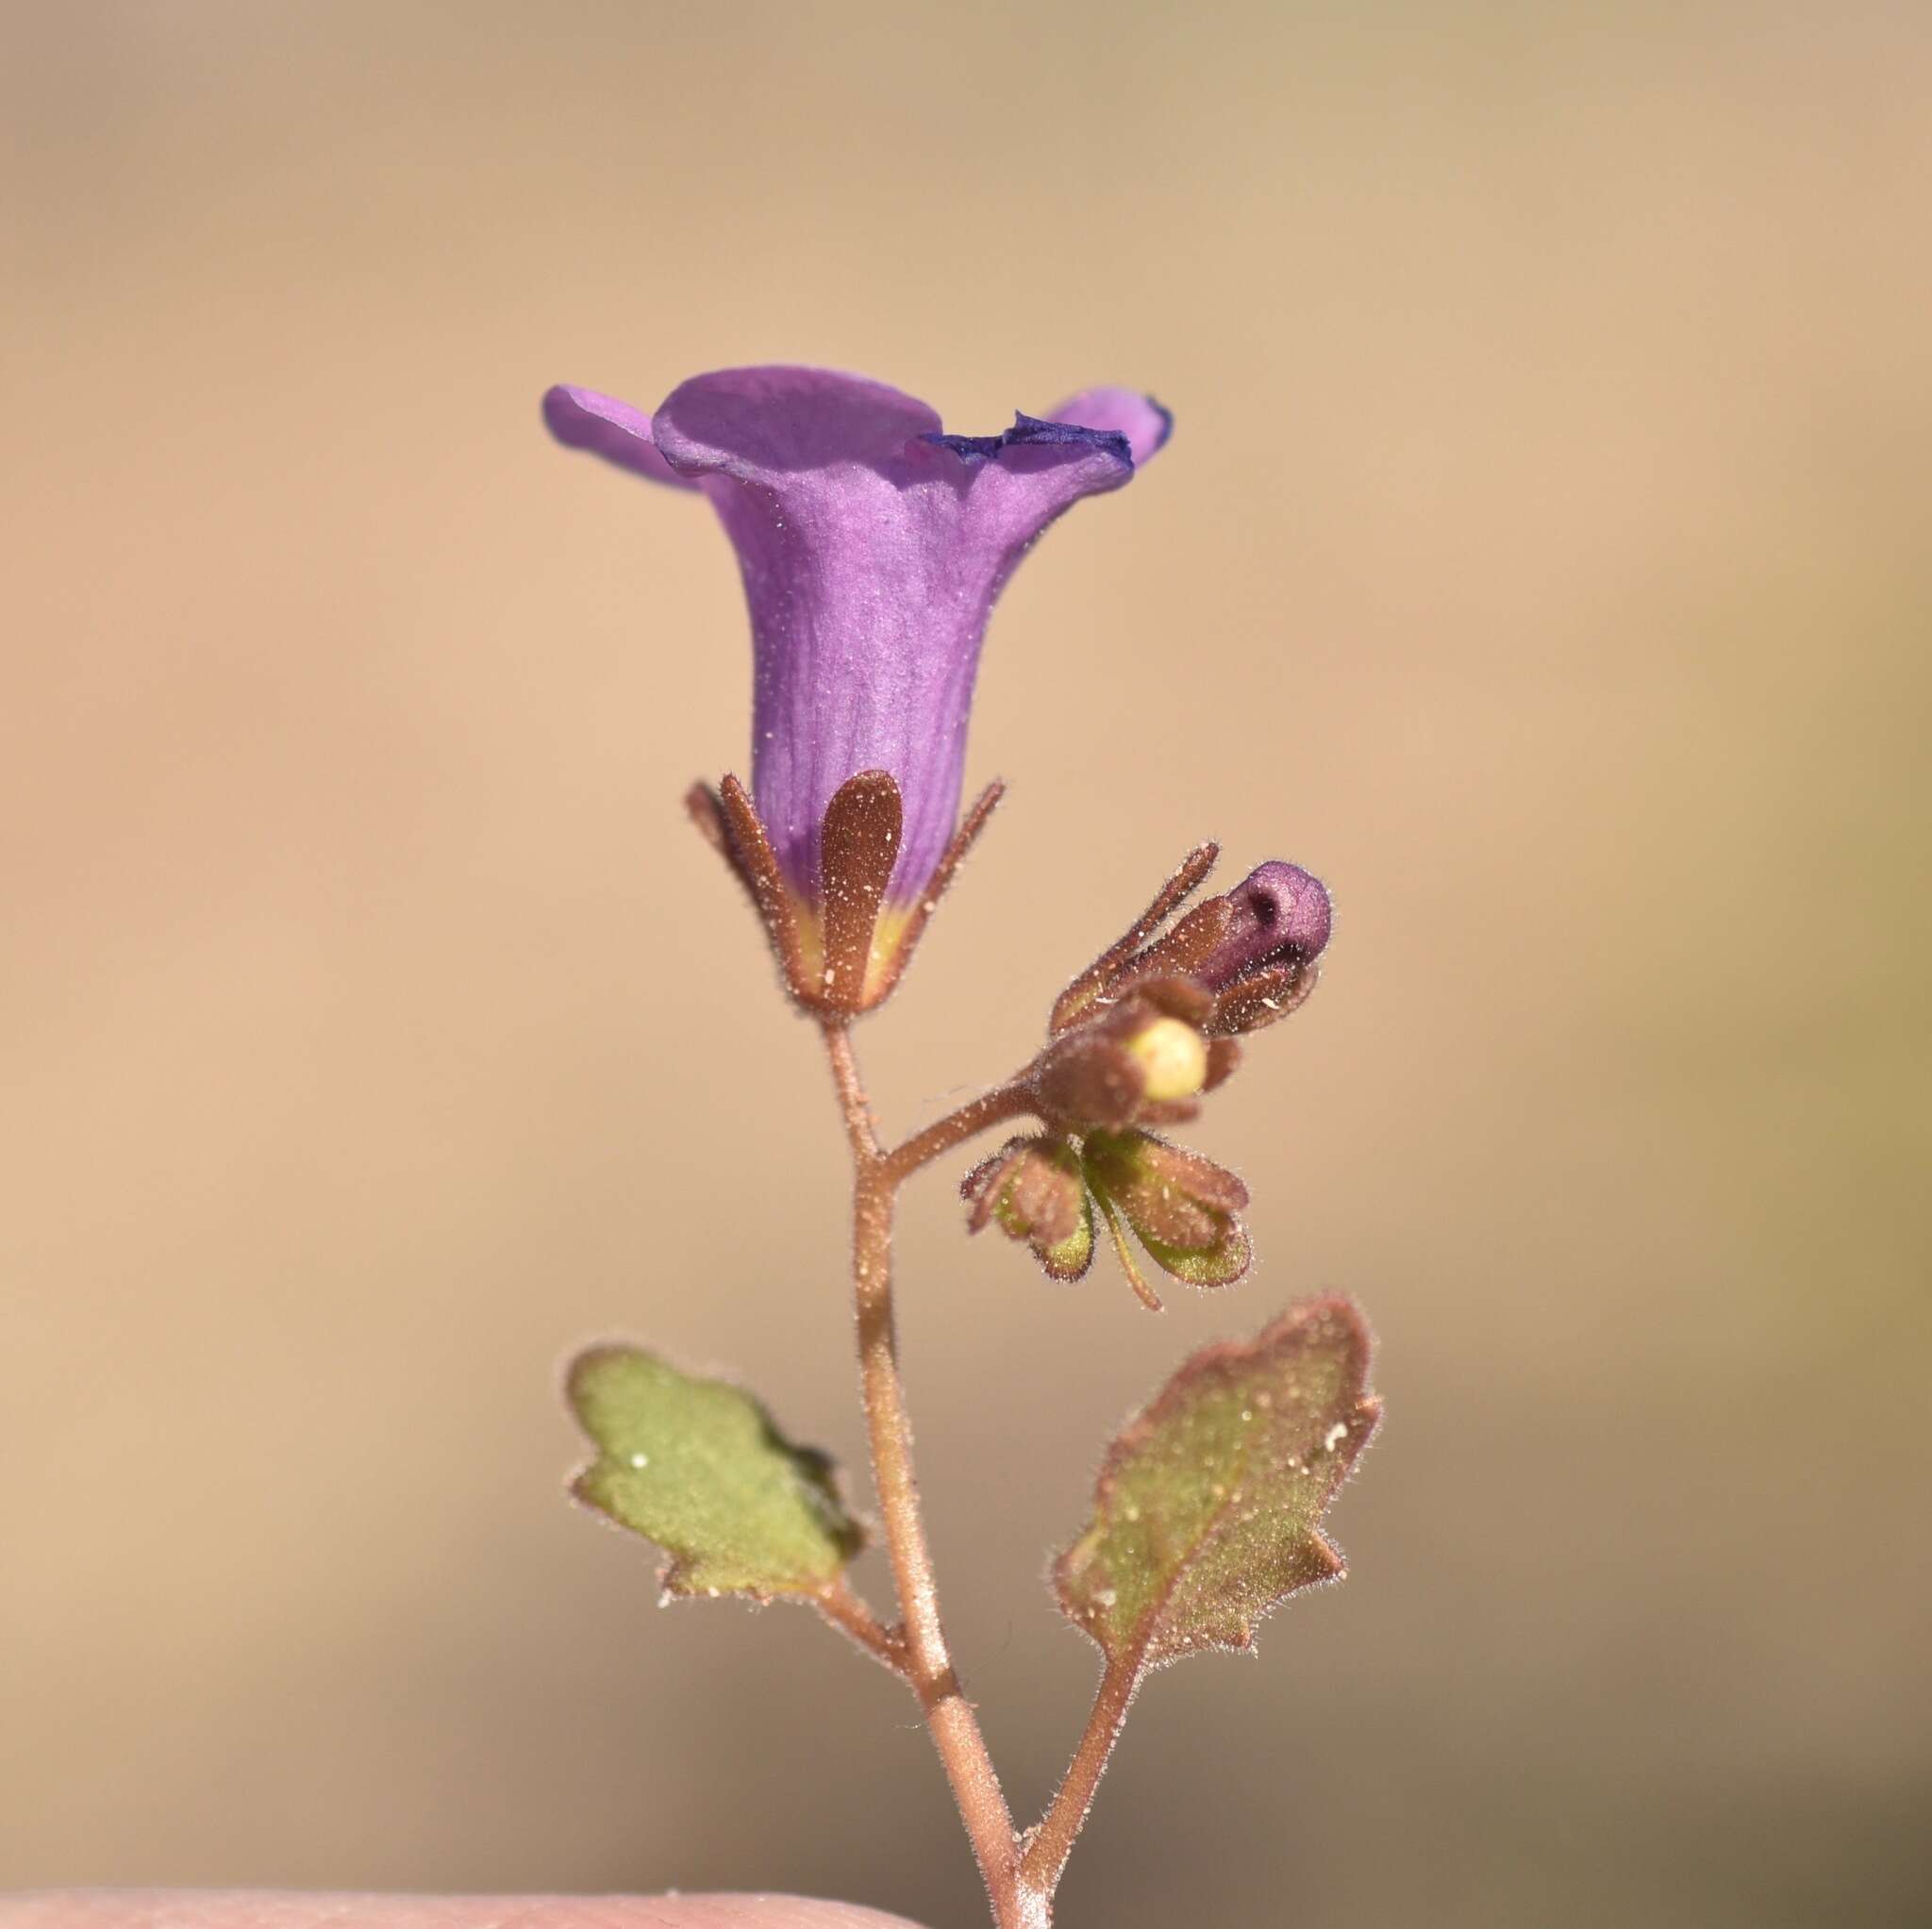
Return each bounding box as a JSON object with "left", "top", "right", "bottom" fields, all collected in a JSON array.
[
  {"left": 1120, "top": 1011, "right": 1205, "bottom": 1104},
  {"left": 1124, "top": 1016, "right": 1209, "bottom": 1101},
  {"left": 1031, "top": 983, "right": 1224, "bottom": 1129},
  {"left": 1031, "top": 1031, "right": 1145, "bottom": 1129}
]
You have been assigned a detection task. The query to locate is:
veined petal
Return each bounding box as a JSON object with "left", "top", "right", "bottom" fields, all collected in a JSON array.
[
  {"left": 542, "top": 365, "right": 1172, "bottom": 928},
  {"left": 653, "top": 367, "right": 1157, "bottom": 903},
  {"left": 543, "top": 383, "right": 695, "bottom": 490}
]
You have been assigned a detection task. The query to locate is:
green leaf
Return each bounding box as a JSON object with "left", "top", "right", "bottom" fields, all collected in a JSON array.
[
  {"left": 1054, "top": 1296, "right": 1379, "bottom": 1668},
  {"left": 567, "top": 1346, "right": 863, "bottom": 1601}
]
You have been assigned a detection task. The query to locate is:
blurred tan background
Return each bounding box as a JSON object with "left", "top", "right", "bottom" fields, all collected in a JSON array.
[{"left": 4, "top": 3, "right": 1928, "bottom": 1924}]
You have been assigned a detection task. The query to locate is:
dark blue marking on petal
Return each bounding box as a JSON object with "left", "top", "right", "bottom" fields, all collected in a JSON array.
[{"left": 923, "top": 412, "right": 1135, "bottom": 467}]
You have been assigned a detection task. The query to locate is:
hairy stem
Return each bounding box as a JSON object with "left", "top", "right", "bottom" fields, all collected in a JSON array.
[
  {"left": 811, "top": 1575, "right": 908, "bottom": 1675},
  {"left": 819, "top": 1022, "right": 1041, "bottom": 1929},
  {"left": 1022, "top": 1654, "right": 1141, "bottom": 1893},
  {"left": 883, "top": 1083, "right": 1035, "bottom": 1185}
]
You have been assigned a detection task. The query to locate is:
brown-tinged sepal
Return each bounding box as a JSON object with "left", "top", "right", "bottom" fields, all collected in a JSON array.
[
  {"left": 962, "top": 1135, "right": 1095, "bottom": 1281},
  {"left": 817, "top": 770, "right": 904, "bottom": 1013},
  {"left": 861, "top": 779, "right": 1003, "bottom": 1010},
  {"left": 1208, "top": 959, "right": 1319, "bottom": 1037},
  {"left": 1083, "top": 1129, "right": 1255, "bottom": 1306},
  {"left": 1084, "top": 1130, "right": 1248, "bottom": 1245},
  {"left": 696, "top": 773, "right": 813, "bottom": 1003},
  {"left": 1051, "top": 842, "right": 1220, "bottom": 1035},
  {"left": 960, "top": 1117, "right": 1258, "bottom": 1313},
  {"left": 1108, "top": 894, "right": 1240, "bottom": 990},
  {"left": 687, "top": 772, "right": 1002, "bottom": 1018}
]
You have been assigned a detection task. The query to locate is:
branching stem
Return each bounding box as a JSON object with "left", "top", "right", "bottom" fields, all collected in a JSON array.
[
  {"left": 811, "top": 1575, "right": 908, "bottom": 1675},
  {"left": 883, "top": 1083, "right": 1035, "bottom": 1184},
  {"left": 819, "top": 1020, "right": 1141, "bottom": 1928}
]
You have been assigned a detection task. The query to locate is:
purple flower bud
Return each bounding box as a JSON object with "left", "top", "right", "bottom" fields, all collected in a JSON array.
[
  {"left": 1194, "top": 861, "right": 1332, "bottom": 990},
  {"left": 543, "top": 366, "right": 1171, "bottom": 912}
]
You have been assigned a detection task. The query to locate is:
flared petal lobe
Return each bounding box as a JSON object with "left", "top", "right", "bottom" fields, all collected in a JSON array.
[
  {"left": 541, "top": 383, "right": 695, "bottom": 490},
  {"left": 1045, "top": 386, "right": 1174, "bottom": 467}
]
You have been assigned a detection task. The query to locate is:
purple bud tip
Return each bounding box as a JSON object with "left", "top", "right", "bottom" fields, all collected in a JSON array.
[{"left": 1199, "top": 861, "right": 1332, "bottom": 988}]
